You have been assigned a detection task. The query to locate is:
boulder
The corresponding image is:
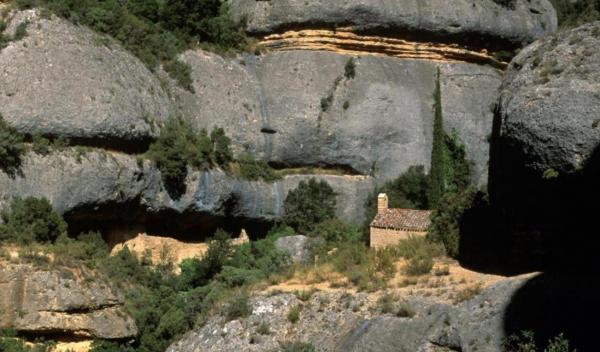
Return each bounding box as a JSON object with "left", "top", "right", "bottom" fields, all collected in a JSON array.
[
  {"left": 0, "top": 263, "right": 137, "bottom": 339},
  {"left": 0, "top": 10, "right": 172, "bottom": 145},
  {"left": 229, "top": 0, "right": 556, "bottom": 46},
  {"left": 274, "top": 235, "right": 313, "bottom": 265},
  {"left": 489, "top": 22, "right": 600, "bottom": 270},
  {"left": 178, "top": 49, "right": 502, "bottom": 185}
]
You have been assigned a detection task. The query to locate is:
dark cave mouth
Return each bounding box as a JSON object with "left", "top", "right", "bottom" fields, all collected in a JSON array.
[{"left": 63, "top": 202, "right": 274, "bottom": 246}]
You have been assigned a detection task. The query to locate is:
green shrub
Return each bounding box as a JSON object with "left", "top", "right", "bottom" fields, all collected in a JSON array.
[
  {"left": 396, "top": 303, "right": 416, "bottom": 318},
  {"left": 231, "top": 152, "right": 280, "bottom": 182},
  {"left": 31, "top": 135, "right": 51, "bottom": 155},
  {"left": 283, "top": 178, "right": 337, "bottom": 234},
  {"left": 146, "top": 118, "right": 231, "bottom": 197},
  {"left": 51, "top": 232, "right": 109, "bottom": 266},
  {"left": 16, "top": 0, "right": 248, "bottom": 90},
  {"left": 0, "top": 197, "right": 67, "bottom": 243},
  {"left": 223, "top": 291, "right": 251, "bottom": 321},
  {"left": 257, "top": 321, "right": 270, "bottom": 335},
  {"left": 320, "top": 93, "right": 334, "bottom": 112},
  {"left": 403, "top": 253, "right": 434, "bottom": 276},
  {"left": 287, "top": 305, "right": 302, "bottom": 324},
  {"left": 0, "top": 329, "right": 52, "bottom": 352},
  {"left": 376, "top": 293, "right": 396, "bottom": 314},
  {"left": 550, "top": 0, "right": 600, "bottom": 27},
  {"left": 344, "top": 58, "right": 356, "bottom": 79},
  {"left": 428, "top": 188, "right": 481, "bottom": 258},
  {"left": 163, "top": 59, "right": 194, "bottom": 93},
  {"left": 309, "top": 219, "right": 361, "bottom": 245},
  {"left": 281, "top": 342, "right": 316, "bottom": 352},
  {"left": 0, "top": 114, "right": 26, "bottom": 176},
  {"left": 13, "top": 21, "right": 29, "bottom": 41},
  {"left": 391, "top": 235, "right": 445, "bottom": 260}
]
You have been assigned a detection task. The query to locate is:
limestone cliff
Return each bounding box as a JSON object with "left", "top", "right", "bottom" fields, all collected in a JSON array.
[{"left": 0, "top": 263, "right": 137, "bottom": 340}]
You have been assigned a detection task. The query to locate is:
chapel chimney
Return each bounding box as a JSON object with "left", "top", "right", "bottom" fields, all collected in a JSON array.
[{"left": 377, "top": 193, "right": 388, "bottom": 214}]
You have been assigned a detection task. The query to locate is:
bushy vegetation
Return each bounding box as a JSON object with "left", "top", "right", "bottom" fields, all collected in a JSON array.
[
  {"left": 283, "top": 178, "right": 338, "bottom": 234},
  {"left": 365, "top": 165, "right": 430, "bottom": 235},
  {"left": 15, "top": 0, "right": 248, "bottom": 90},
  {"left": 503, "top": 331, "right": 575, "bottom": 352},
  {"left": 0, "top": 197, "right": 67, "bottom": 243},
  {"left": 229, "top": 152, "right": 281, "bottom": 182},
  {"left": 550, "top": 0, "right": 600, "bottom": 28},
  {"left": 0, "top": 114, "right": 26, "bottom": 176},
  {"left": 146, "top": 118, "right": 232, "bottom": 197},
  {"left": 0, "top": 329, "right": 52, "bottom": 352},
  {"left": 344, "top": 58, "right": 356, "bottom": 79}
]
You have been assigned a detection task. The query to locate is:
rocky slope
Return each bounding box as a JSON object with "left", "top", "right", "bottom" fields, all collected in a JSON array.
[
  {"left": 0, "top": 262, "right": 136, "bottom": 340},
  {"left": 166, "top": 274, "right": 534, "bottom": 352}
]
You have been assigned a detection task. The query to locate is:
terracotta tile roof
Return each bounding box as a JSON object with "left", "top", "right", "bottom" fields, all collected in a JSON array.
[{"left": 370, "top": 208, "right": 432, "bottom": 231}]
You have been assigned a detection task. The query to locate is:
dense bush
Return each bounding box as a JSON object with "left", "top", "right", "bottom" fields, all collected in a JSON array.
[
  {"left": 309, "top": 219, "right": 362, "bottom": 246},
  {"left": 15, "top": 0, "right": 248, "bottom": 90},
  {"left": 283, "top": 178, "right": 338, "bottom": 234},
  {"left": 428, "top": 188, "right": 483, "bottom": 258},
  {"left": 0, "top": 197, "right": 67, "bottom": 243},
  {"left": 146, "top": 118, "right": 232, "bottom": 198},
  {"left": 0, "top": 329, "right": 52, "bottom": 352},
  {"left": 0, "top": 114, "right": 26, "bottom": 176},
  {"left": 503, "top": 331, "right": 575, "bottom": 352},
  {"left": 550, "top": 0, "right": 600, "bottom": 27},
  {"left": 365, "top": 165, "right": 430, "bottom": 233},
  {"left": 230, "top": 152, "right": 281, "bottom": 182}
]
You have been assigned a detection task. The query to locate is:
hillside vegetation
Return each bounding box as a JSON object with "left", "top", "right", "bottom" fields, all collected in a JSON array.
[{"left": 14, "top": 0, "right": 247, "bottom": 90}]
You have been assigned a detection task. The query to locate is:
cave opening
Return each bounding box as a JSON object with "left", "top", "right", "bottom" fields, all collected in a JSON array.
[{"left": 63, "top": 201, "right": 274, "bottom": 247}]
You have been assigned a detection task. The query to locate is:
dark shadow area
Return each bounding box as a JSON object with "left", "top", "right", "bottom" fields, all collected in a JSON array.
[
  {"left": 63, "top": 200, "right": 273, "bottom": 245},
  {"left": 458, "top": 104, "right": 600, "bottom": 275},
  {"left": 23, "top": 134, "right": 153, "bottom": 155},
  {"left": 458, "top": 106, "right": 600, "bottom": 350},
  {"left": 503, "top": 273, "right": 600, "bottom": 351},
  {"left": 267, "top": 161, "right": 364, "bottom": 176}
]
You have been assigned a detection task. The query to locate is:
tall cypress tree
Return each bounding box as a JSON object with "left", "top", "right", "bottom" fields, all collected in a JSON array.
[{"left": 429, "top": 68, "right": 445, "bottom": 208}]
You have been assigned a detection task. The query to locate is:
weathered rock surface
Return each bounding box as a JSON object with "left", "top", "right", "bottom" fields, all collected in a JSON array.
[
  {"left": 0, "top": 263, "right": 137, "bottom": 339},
  {"left": 178, "top": 49, "right": 502, "bottom": 185},
  {"left": 495, "top": 21, "right": 600, "bottom": 179},
  {"left": 488, "top": 22, "right": 600, "bottom": 269},
  {"left": 0, "top": 150, "right": 374, "bottom": 226},
  {"left": 0, "top": 10, "right": 171, "bottom": 144},
  {"left": 166, "top": 275, "right": 535, "bottom": 352},
  {"left": 274, "top": 235, "right": 313, "bottom": 265},
  {"left": 229, "top": 0, "right": 556, "bottom": 47}
]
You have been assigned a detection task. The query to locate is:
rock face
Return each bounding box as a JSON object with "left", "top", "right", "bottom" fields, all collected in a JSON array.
[
  {"left": 274, "top": 235, "right": 313, "bottom": 265},
  {"left": 177, "top": 49, "right": 502, "bottom": 185},
  {"left": 0, "top": 10, "right": 171, "bottom": 145},
  {"left": 166, "top": 275, "right": 535, "bottom": 352},
  {"left": 229, "top": 0, "right": 557, "bottom": 47},
  {"left": 0, "top": 263, "right": 137, "bottom": 339},
  {"left": 489, "top": 22, "right": 600, "bottom": 270},
  {"left": 0, "top": 150, "right": 374, "bottom": 229}
]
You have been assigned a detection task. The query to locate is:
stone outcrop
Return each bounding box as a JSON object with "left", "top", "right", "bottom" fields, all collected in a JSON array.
[
  {"left": 0, "top": 10, "right": 171, "bottom": 145},
  {"left": 176, "top": 49, "right": 502, "bottom": 185},
  {"left": 0, "top": 263, "right": 137, "bottom": 339},
  {"left": 166, "top": 275, "right": 537, "bottom": 352},
  {"left": 229, "top": 0, "right": 557, "bottom": 47},
  {"left": 488, "top": 21, "right": 600, "bottom": 270},
  {"left": 0, "top": 150, "right": 374, "bottom": 227}
]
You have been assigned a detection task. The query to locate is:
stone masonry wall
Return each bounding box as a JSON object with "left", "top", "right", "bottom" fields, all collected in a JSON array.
[{"left": 370, "top": 227, "right": 427, "bottom": 249}]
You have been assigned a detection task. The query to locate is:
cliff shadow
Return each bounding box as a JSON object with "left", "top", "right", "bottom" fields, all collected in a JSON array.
[{"left": 502, "top": 273, "right": 600, "bottom": 351}]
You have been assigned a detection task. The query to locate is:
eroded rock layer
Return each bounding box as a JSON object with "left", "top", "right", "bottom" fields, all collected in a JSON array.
[
  {"left": 0, "top": 264, "right": 137, "bottom": 339},
  {"left": 259, "top": 30, "right": 508, "bottom": 69},
  {"left": 230, "top": 0, "right": 557, "bottom": 47}
]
